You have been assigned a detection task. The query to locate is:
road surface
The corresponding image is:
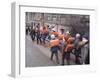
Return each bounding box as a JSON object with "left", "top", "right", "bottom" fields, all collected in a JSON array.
[{"left": 25, "top": 35, "right": 76, "bottom": 67}]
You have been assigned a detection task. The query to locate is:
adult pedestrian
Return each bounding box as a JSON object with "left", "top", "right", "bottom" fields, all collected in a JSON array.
[{"left": 50, "top": 34, "right": 60, "bottom": 64}]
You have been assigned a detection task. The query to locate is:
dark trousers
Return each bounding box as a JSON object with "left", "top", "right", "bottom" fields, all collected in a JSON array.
[
  {"left": 85, "top": 50, "right": 89, "bottom": 64},
  {"left": 42, "top": 34, "right": 47, "bottom": 44},
  {"left": 74, "top": 49, "right": 81, "bottom": 64},
  {"left": 31, "top": 33, "right": 36, "bottom": 41},
  {"left": 75, "top": 56, "right": 80, "bottom": 64},
  {"left": 37, "top": 36, "right": 42, "bottom": 44},
  {"left": 43, "top": 38, "right": 46, "bottom": 44},
  {"left": 50, "top": 46, "right": 59, "bottom": 64},
  {"left": 62, "top": 51, "right": 70, "bottom": 65},
  {"left": 26, "top": 29, "right": 28, "bottom": 35},
  {"left": 33, "top": 33, "right": 36, "bottom": 40}
]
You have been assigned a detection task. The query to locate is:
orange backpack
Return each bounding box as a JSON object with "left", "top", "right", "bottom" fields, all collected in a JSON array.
[
  {"left": 51, "top": 31, "right": 59, "bottom": 36},
  {"left": 50, "top": 39, "right": 60, "bottom": 47},
  {"left": 64, "top": 44, "right": 74, "bottom": 52},
  {"left": 58, "top": 34, "right": 64, "bottom": 40},
  {"left": 67, "top": 37, "right": 75, "bottom": 44}
]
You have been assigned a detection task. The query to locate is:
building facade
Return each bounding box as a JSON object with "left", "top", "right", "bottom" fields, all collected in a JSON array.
[{"left": 25, "top": 12, "right": 89, "bottom": 36}]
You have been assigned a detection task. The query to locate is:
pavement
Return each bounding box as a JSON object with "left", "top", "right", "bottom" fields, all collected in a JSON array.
[{"left": 25, "top": 35, "right": 76, "bottom": 67}]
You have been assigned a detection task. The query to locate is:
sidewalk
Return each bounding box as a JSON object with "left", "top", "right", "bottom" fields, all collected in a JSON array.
[
  {"left": 26, "top": 35, "right": 76, "bottom": 67},
  {"left": 27, "top": 35, "right": 63, "bottom": 64},
  {"left": 26, "top": 35, "right": 58, "bottom": 67}
]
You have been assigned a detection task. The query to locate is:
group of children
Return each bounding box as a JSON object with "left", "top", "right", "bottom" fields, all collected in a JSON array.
[{"left": 28, "top": 24, "right": 89, "bottom": 65}]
